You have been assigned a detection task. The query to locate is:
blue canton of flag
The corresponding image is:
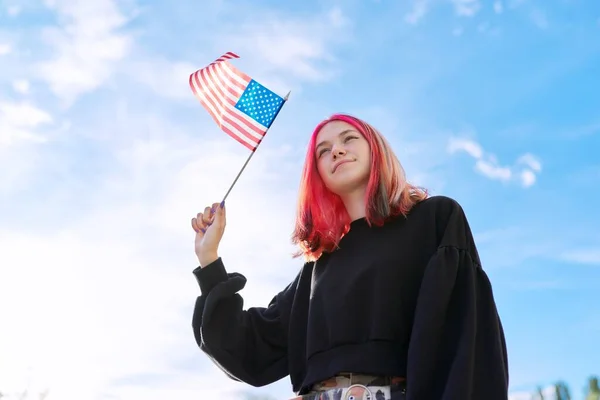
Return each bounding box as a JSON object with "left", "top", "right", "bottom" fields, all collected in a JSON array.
[{"left": 234, "top": 80, "right": 285, "bottom": 129}]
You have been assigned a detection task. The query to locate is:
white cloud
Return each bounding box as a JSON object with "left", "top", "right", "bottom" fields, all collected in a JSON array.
[
  {"left": 12, "top": 79, "right": 30, "bottom": 94},
  {"left": 125, "top": 58, "right": 198, "bottom": 101},
  {"left": 561, "top": 249, "right": 600, "bottom": 265},
  {"left": 0, "top": 96, "right": 305, "bottom": 399},
  {"left": 405, "top": 0, "right": 429, "bottom": 25},
  {"left": 0, "top": 42, "right": 12, "bottom": 55},
  {"left": 219, "top": 7, "right": 349, "bottom": 86},
  {"left": 0, "top": 101, "right": 53, "bottom": 128},
  {"left": 447, "top": 137, "right": 483, "bottom": 158},
  {"left": 518, "top": 153, "right": 542, "bottom": 172},
  {"left": 451, "top": 0, "right": 481, "bottom": 17},
  {"left": 7, "top": 5, "right": 20, "bottom": 16},
  {"left": 494, "top": 1, "right": 503, "bottom": 13},
  {"left": 517, "top": 153, "right": 542, "bottom": 187},
  {"left": 0, "top": 101, "right": 54, "bottom": 193},
  {"left": 130, "top": 6, "right": 351, "bottom": 101},
  {"left": 0, "top": 143, "right": 44, "bottom": 195},
  {"left": 327, "top": 7, "right": 348, "bottom": 28},
  {"left": 36, "top": 0, "right": 134, "bottom": 105},
  {"left": 447, "top": 138, "right": 542, "bottom": 187},
  {"left": 519, "top": 169, "right": 536, "bottom": 187},
  {"left": 474, "top": 159, "right": 512, "bottom": 181},
  {"left": 0, "top": 101, "right": 52, "bottom": 146}
]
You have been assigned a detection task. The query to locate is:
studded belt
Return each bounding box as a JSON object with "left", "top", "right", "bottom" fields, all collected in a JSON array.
[{"left": 290, "top": 373, "right": 407, "bottom": 400}]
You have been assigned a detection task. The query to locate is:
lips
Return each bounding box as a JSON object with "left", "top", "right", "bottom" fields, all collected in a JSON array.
[{"left": 332, "top": 159, "right": 353, "bottom": 173}]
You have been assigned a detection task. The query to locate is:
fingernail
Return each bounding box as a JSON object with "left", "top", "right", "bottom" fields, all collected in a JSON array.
[
  {"left": 200, "top": 228, "right": 205, "bottom": 233},
  {"left": 220, "top": 201, "right": 225, "bottom": 209},
  {"left": 210, "top": 207, "right": 215, "bottom": 214}
]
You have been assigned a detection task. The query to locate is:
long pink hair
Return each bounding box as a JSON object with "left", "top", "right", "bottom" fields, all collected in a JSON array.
[{"left": 291, "top": 113, "right": 428, "bottom": 261}]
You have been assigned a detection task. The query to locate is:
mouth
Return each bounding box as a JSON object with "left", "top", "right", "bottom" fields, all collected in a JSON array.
[{"left": 332, "top": 159, "right": 353, "bottom": 173}]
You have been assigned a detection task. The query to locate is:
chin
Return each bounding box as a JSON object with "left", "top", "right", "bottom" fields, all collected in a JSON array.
[{"left": 327, "top": 176, "right": 368, "bottom": 195}]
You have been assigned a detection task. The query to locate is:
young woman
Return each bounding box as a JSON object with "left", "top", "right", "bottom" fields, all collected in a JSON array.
[{"left": 190, "top": 114, "right": 509, "bottom": 400}]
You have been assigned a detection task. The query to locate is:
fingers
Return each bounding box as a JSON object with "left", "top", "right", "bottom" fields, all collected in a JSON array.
[
  {"left": 212, "top": 201, "right": 225, "bottom": 227},
  {"left": 191, "top": 216, "right": 204, "bottom": 234},
  {"left": 202, "top": 206, "right": 213, "bottom": 225},
  {"left": 192, "top": 202, "right": 225, "bottom": 233}
]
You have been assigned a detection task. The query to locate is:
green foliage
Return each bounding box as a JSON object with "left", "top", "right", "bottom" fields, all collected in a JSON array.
[
  {"left": 554, "top": 381, "right": 571, "bottom": 400},
  {"left": 586, "top": 376, "right": 600, "bottom": 400}
]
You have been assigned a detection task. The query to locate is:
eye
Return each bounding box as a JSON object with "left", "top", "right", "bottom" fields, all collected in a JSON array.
[
  {"left": 344, "top": 135, "right": 358, "bottom": 142},
  {"left": 317, "top": 148, "right": 330, "bottom": 158}
]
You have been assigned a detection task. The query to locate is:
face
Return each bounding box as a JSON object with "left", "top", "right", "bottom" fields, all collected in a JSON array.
[{"left": 314, "top": 120, "right": 371, "bottom": 195}]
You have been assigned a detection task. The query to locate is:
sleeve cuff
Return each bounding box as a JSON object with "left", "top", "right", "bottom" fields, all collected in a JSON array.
[{"left": 193, "top": 257, "right": 228, "bottom": 294}]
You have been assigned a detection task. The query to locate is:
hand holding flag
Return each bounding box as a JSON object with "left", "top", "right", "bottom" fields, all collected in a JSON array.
[
  {"left": 192, "top": 201, "right": 226, "bottom": 268},
  {"left": 188, "top": 53, "right": 289, "bottom": 258}
]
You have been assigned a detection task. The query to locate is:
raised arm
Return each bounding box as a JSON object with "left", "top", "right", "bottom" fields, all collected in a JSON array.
[
  {"left": 192, "top": 257, "right": 300, "bottom": 386},
  {"left": 189, "top": 201, "right": 298, "bottom": 386}
]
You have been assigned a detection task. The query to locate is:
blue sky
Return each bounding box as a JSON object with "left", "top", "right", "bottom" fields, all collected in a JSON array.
[{"left": 0, "top": 0, "right": 599, "bottom": 399}]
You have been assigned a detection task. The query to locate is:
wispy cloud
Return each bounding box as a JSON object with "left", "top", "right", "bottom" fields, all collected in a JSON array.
[
  {"left": 450, "top": 0, "right": 481, "bottom": 17},
  {"left": 560, "top": 249, "right": 600, "bottom": 265},
  {"left": 36, "top": 0, "right": 134, "bottom": 105},
  {"left": 0, "top": 42, "right": 11, "bottom": 55},
  {"left": 11, "top": 79, "right": 30, "bottom": 95},
  {"left": 405, "top": 0, "right": 429, "bottom": 25},
  {"left": 517, "top": 153, "right": 542, "bottom": 187},
  {"left": 0, "top": 100, "right": 54, "bottom": 194},
  {"left": 7, "top": 5, "right": 20, "bottom": 16},
  {"left": 477, "top": 22, "right": 502, "bottom": 36},
  {"left": 126, "top": 58, "right": 199, "bottom": 101},
  {"left": 128, "top": 6, "right": 350, "bottom": 101},
  {"left": 0, "top": 101, "right": 52, "bottom": 147},
  {"left": 447, "top": 138, "right": 542, "bottom": 187},
  {"left": 494, "top": 1, "right": 504, "bottom": 14},
  {"left": 0, "top": 113, "right": 303, "bottom": 399},
  {"left": 219, "top": 7, "right": 350, "bottom": 86}
]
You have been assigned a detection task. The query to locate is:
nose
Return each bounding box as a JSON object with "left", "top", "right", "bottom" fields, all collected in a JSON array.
[{"left": 331, "top": 146, "right": 346, "bottom": 158}]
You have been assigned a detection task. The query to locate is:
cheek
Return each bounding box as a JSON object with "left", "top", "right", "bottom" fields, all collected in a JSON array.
[
  {"left": 316, "top": 158, "right": 329, "bottom": 178},
  {"left": 359, "top": 144, "right": 371, "bottom": 164}
]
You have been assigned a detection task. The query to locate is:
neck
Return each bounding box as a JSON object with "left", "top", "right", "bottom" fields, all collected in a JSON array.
[{"left": 341, "top": 186, "right": 367, "bottom": 221}]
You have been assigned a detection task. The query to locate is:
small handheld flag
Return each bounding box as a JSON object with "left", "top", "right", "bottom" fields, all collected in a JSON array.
[{"left": 189, "top": 52, "right": 289, "bottom": 202}]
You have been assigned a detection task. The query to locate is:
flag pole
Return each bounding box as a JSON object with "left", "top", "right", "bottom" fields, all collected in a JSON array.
[{"left": 220, "top": 90, "right": 291, "bottom": 204}]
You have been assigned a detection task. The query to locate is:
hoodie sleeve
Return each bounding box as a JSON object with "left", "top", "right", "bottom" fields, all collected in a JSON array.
[
  {"left": 406, "top": 200, "right": 509, "bottom": 400},
  {"left": 191, "top": 257, "right": 302, "bottom": 387}
]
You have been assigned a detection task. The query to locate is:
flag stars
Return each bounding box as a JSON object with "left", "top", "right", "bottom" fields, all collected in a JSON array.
[{"left": 235, "top": 79, "right": 284, "bottom": 128}]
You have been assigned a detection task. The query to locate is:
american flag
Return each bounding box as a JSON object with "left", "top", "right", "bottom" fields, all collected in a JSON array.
[{"left": 189, "top": 52, "right": 286, "bottom": 151}]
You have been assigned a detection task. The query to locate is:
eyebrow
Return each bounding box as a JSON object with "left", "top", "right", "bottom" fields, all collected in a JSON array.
[{"left": 315, "top": 129, "right": 356, "bottom": 152}]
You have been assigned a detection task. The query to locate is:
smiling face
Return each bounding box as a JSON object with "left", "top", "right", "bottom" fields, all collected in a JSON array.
[{"left": 315, "top": 120, "right": 372, "bottom": 196}]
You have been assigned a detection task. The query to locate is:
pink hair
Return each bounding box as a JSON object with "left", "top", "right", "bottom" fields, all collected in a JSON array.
[{"left": 291, "top": 113, "right": 428, "bottom": 261}]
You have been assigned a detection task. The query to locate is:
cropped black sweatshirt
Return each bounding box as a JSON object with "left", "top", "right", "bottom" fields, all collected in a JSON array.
[{"left": 191, "top": 195, "right": 509, "bottom": 399}]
